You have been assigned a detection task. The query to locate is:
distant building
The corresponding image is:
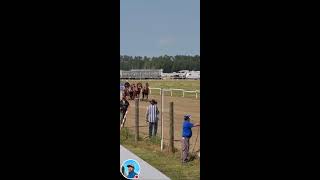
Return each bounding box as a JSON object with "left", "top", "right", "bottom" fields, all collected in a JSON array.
[
  {"left": 120, "top": 69, "right": 163, "bottom": 79},
  {"left": 178, "top": 70, "right": 189, "bottom": 73}
]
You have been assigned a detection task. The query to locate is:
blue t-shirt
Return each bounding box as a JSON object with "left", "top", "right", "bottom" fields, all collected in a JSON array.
[
  {"left": 127, "top": 171, "right": 137, "bottom": 178},
  {"left": 182, "top": 121, "right": 194, "bottom": 138}
]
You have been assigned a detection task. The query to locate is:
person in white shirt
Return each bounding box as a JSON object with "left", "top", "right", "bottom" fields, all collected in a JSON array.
[{"left": 146, "top": 99, "right": 159, "bottom": 137}]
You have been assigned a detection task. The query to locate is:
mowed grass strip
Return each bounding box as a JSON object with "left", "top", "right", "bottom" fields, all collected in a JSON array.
[
  {"left": 121, "top": 129, "right": 200, "bottom": 180},
  {"left": 121, "top": 80, "right": 200, "bottom": 91}
]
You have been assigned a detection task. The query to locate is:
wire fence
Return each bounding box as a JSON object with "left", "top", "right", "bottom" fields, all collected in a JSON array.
[{"left": 120, "top": 90, "right": 200, "bottom": 153}]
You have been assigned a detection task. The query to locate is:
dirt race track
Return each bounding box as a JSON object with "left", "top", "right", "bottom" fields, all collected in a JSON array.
[{"left": 122, "top": 94, "right": 200, "bottom": 152}]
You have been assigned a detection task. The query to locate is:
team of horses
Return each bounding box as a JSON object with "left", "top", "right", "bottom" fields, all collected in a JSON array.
[{"left": 122, "top": 82, "right": 150, "bottom": 101}]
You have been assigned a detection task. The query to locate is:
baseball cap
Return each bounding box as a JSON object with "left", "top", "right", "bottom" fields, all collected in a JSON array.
[
  {"left": 149, "top": 99, "right": 156, "bottom": 104},
  {"left": 127, "top": 164, "right": 134, "bottom": 168},
  {"left": 184, "top": 114, "right": 191, "bottom": 118}
]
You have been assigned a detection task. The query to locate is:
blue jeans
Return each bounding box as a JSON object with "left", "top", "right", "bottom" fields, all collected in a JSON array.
[
  {"left": 149, "top": 122, "right": 158, "bottom": 137},
  {"left": 181, "top": 137, "right": 190, "bottom": 162}
]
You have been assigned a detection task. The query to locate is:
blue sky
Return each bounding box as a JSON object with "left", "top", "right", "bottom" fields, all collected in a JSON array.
[{"left": 120, "top": 0, "right": 200, "bottom": 57}]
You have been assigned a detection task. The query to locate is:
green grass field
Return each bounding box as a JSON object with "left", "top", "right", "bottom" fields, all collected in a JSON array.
[
  {"left": 120, "top": 80, "right": 200, "bottom": 98},
  {"left": 121, "top": 128, "right": 200, "bottom": 180}
]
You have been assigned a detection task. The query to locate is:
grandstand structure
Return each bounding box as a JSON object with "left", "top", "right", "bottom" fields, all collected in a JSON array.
[{"left": 120, "top": 69, "right": 163, "bottom": 79}]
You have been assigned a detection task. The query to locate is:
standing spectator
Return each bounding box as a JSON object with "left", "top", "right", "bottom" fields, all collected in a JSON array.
[
  {"left": 146, "top": 99, "right": 159, "bottom": 137},
  {"left": 120, "top": 96, "right": 129, "bottom": 125},
  {"left": 181, "top": 114, "right": 200, "bottom": 164}
]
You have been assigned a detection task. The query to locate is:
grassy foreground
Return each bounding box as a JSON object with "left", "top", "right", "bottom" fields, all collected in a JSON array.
[{"left": 120, "top": 128, "right": 200, "bottom": 180}]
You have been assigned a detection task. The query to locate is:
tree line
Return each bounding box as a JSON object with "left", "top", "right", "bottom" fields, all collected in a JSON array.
[{"left": 120, "top": 55, "right": 200, "bottom": 73}]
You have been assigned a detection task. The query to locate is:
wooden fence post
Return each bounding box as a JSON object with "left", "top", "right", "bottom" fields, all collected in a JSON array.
[
  {"left": 135, "top": 98, "right": 139, "bottom": 142},
  {"left": 169, "top": 102, "right": 174, "bottom": 153}
]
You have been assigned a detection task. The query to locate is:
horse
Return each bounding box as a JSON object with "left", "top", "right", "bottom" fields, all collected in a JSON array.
[
  {"left": 122, "top": 88, "right": 129, "bottom": 99},
  {"left": 135, "top": 82, "right": 142, "bottom": 99},
  {"left": 124, "top": 82, "right": 130, "bottom": 89},
  {"left": 142, "top": 83, "right": 149, "bottom": 101},
  {"left": 129, "top": 85, "right": 135, "bottom": 100}
]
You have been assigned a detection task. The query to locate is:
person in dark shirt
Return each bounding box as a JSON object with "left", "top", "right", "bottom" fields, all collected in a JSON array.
[
  {"left": 181, "top": 114, "right": 200, "bottom": 164},
  {"left": 120, "top": 96, "right": 129, "bottom": 124},
  {"left": 126, "top": 164, "right": 137, "bottom": 179}
]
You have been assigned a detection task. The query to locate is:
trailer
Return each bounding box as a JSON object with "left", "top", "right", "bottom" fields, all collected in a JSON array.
[{"left": 185, "top": 71, "right": 200, "bottom": 79}]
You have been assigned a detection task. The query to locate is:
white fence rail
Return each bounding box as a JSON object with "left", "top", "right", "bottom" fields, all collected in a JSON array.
[
  {"left": 149, "top": 88, "right": 200, "bottom": 99},
  {"left": 149, "top": 88, "right": 161, "bottom": 95}
]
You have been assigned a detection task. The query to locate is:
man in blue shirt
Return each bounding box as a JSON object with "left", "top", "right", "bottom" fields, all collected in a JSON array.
[
  {"left": 126, "top": 164, "right": 138, "bottom": 179},
  {"left": 181, "top": 114, "right": 200, "bottom": 164}
]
